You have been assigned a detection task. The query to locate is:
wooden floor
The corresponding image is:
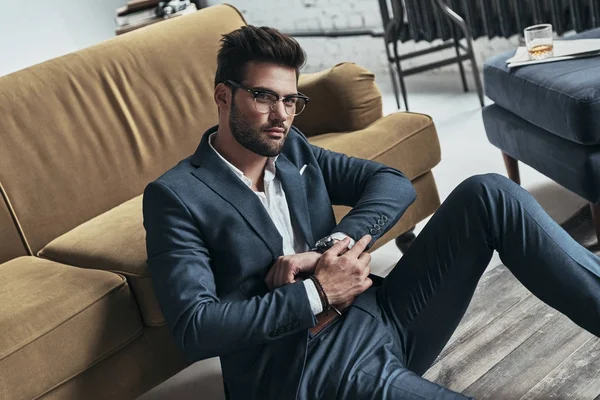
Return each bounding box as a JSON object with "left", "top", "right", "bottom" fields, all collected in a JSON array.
[{"left": 424, "top": 206, "right": 600, "bottom": 399}]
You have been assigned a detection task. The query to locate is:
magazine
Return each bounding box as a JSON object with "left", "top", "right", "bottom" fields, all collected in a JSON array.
[{"left": 507, "top": 39, "right": 600, "bottom": 68}]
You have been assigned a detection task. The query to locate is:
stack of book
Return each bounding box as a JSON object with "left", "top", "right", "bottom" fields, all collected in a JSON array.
[{"left": 115, "top": 0, "right": 197, "bottom": 35}]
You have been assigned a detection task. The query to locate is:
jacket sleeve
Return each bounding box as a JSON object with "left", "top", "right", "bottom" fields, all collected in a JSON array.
[
  {"left": 310, "top": 143, "right": 417, "bottom": 247},
  {"left": 143, "top": 181, "right": 315, "bottom": 362}
]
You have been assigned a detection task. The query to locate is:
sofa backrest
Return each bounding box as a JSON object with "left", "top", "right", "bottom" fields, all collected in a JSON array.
[{"left": 0, "top": 5, "right": 246, "bottom": 255}]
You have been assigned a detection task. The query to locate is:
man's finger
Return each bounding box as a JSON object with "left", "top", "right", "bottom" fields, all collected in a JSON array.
[
  {"left": 345, "top": 235, "right": 371, "bottom": 258},
  {"left": 276, "top": 263, "right": 290, "bottom": 288},
  {"left": 265, "top": 266, "right": 274, "bottom": 290},
  {"left": 279, "top": 265, "right": 294, "bottom": 286},
  {"left": 274, "top": 263, "right": 284, "bottom": 287},
  {"left": 324, "top": 237, "right": 351, "bottom": 256},
  {"left": 357, "top": 251, "right": 371, "bottom": 266},
  {"left": 362, "top": 264, "right": 371, "bottom": 278},
  {"left": 285, "top": 268, "right": 295, "bottom": 286}
]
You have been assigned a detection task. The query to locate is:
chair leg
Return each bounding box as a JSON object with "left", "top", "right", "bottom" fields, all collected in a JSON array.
[
  {"left": 451, "top": 25, "right": 468, "bottom": 92},
  {"left": 392, "top": 40, "right": 409, "bottom": 111},
  {"left": 502, "top": 152, "right": 521, "bottom": 185},
  {"left": 395, "top": 227, "right": 416, "bottom": 254},
  {"left": 465, "top": 32, "right": 484, "bottom": 107},
  {"left": 388, "top": 63, "right": 401, "bottom": 110},
  {"left": 383, "top": 40, "right": 402, "bottom": 110},
  {"left": 590, "top": 203, "right": 600, "bottom": 244}
]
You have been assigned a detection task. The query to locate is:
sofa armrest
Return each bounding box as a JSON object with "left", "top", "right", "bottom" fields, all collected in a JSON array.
[
  {"left": 307, "top": 111, "right": 441, "bottom": 180},
  {"left": 295, "top": 62, "right": 383, "bottom": 137}
]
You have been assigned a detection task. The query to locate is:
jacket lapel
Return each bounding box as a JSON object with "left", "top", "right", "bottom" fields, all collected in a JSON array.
[
  {"left": 190, "top": 129, "right": 283, "bottom": 258},
  {"left": 276, "top": 155, "right": 315, "bottom": 248}
]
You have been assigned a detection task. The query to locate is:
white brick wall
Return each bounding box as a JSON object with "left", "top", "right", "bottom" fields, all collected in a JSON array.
[{"left": 209, "top": 0, "right": 518, "bottom": 83}]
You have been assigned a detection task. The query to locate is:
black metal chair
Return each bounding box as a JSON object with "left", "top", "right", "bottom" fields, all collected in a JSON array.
[
  {"left": 380, "top": 0, "right": 485, "bottom": 111},
  {"left": 284, "top": 0, "right": 485, "bottom": 111}
]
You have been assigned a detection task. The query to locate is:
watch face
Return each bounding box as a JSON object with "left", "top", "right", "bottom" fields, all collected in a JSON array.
[{"left": 318, "top": 236, "right": 335, "bottom": 250}]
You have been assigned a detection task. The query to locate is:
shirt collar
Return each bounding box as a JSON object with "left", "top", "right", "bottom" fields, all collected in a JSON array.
[{"left": 208, "top": 132, "right": 278, "bottom": 188}]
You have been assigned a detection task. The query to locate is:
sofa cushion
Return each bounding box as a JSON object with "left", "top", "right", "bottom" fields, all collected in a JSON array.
[
  {"left": 308, "top": 111, "right": 441, "bottom": 180},
  {"left": 296, "top": 62, "right": 383, "bottom": 137},
  {"left": 0, "top": 257, "right": 142, "bottom": 400},
  {"left": 484, "top": 28, "right": 600, "bottom": 145},
  {"left": 38, "top": 195, "right": 164, "bottom": 326}
]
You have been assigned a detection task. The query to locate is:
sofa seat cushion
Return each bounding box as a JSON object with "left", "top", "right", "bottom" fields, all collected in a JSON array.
[
  {"left": 484, "top": 28, "right": 600, "bottom": 145},
  {"left": 308, "top": 111, "right": 441, "bottom": 180},
  {"left": 38, "top": 195, "right": 163, "bottom": 326},
  {"left": 0, "top": 256, "right": 142, "bottom": 400}
]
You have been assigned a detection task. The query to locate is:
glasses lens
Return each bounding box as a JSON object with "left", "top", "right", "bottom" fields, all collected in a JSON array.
[
  {"left": 254, "top": 92, "right": 278, "bottom": 113},
  {"left": 287, "top": 97, "right": 306, "bottom": 116}
]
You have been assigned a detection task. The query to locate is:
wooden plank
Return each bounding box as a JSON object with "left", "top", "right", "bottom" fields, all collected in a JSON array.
[
  {"left": 522, "top": 337, "right": 600, "bottom": 399},
  {"left": 431, "top": 265, "right": 532, "bottom": 363},
  {"left": 464, "top": 310, "right": 593, "bottom": 399},
  {"left": 425, "top": 294, "right": 550, "bottom": 392}
]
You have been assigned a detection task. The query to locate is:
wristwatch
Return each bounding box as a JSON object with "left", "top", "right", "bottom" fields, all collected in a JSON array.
[{"left": 311, "top": 233, "right": 350, "bottom": 254}]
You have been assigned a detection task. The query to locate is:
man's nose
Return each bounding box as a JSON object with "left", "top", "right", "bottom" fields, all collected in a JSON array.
[{"left": 270, "top": 100, "right": 288, "bottom": 120}]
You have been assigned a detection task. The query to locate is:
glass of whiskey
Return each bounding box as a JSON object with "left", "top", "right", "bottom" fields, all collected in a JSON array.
[{"left": 525, "top": 24, "right": 554, "bottom": 60}]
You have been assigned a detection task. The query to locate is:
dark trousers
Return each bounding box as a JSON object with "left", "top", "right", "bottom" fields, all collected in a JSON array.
[{"left": 301, "top": 174, "right": 600, "bottom": 400}]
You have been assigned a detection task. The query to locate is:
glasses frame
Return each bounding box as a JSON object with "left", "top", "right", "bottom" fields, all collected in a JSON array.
[{"left": 225, "top": 80, "right": 310, "bottom": 116}]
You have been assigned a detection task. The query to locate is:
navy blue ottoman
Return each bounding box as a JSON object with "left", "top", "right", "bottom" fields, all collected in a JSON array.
[{"left": 482, "top": 28, "right": 600, "bottom": 240}]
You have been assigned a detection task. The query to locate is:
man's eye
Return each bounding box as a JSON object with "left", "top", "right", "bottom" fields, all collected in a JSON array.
[
  {"left": 284, "top": 97, "right": 298, "bottom": 105},
  {"left": 256, "top": 93, "right": 274, "bottom": 102}
]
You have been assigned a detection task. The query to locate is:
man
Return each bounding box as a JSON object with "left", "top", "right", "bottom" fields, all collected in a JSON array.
[{"left": 143, "top": 25, "right": 600, "bottom": 400}]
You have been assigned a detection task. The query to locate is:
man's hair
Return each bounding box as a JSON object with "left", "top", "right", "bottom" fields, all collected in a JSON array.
[{"left": 214, "top": 25, "right": 306, "bottom": 88}]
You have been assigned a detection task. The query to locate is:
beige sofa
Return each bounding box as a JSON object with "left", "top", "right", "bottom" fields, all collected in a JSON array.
[{"left": 0, "top": 4, "right": 441, "bottom": 400}]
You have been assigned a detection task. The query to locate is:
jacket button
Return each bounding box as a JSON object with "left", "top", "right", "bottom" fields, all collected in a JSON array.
[
  {"left": 370, "top": 228, "right": 377, "bottom": 235},
  {"left": 377, "top": 219, "right": 384, "bottom": 226},
  {"left": 382, "top": 215, "right": 388, "bottom": 222}
]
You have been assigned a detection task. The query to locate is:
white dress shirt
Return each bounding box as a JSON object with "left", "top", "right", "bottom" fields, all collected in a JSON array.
[{"left": 209, "top": 133, "right": 331, "bottom": 314}]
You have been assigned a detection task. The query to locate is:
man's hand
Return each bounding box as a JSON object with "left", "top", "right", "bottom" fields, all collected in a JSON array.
[
  {"left": 313, "top": 235, "right": 373, "bottom": 307},
  {"left": 265, "top": 251, "right": 322, "bottom": 290}
]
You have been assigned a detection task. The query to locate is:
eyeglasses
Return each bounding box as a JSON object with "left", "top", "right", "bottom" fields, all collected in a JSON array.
[{"left": 225, "top": 80, "right": 310, "bottom": 116}]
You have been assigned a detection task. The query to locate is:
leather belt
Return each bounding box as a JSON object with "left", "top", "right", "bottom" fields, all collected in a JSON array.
[{"left": 309, "top": 305, "right": 348, "bottom": 336}]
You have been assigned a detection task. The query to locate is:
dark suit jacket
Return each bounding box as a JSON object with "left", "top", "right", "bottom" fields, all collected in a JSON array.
[{"left": 143, "top": 126, "right": 417, "bottom": 399}]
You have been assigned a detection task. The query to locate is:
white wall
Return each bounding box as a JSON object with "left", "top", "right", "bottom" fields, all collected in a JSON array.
[{"left": 0, "top": 0, "right": 124, "bottom": 76}]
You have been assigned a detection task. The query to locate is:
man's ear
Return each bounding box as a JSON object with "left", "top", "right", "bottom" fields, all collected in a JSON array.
[{"left": 214, "top": 83, "right": 230, "bottom": 111}]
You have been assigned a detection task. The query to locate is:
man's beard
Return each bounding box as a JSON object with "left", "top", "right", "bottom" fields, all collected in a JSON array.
[{"left": 229, "top": 102, "right": 288, "bottom": 157}]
